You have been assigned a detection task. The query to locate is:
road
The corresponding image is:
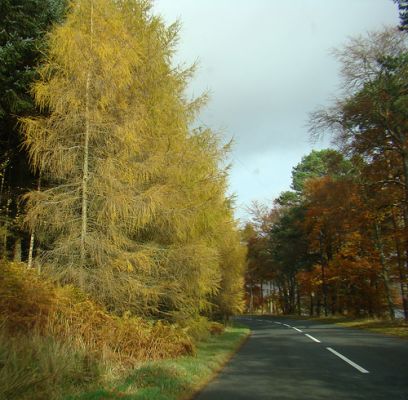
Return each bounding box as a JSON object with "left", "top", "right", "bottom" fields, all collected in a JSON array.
[{"left": 194, "top": 316, "right": 408, "bottom": 400}]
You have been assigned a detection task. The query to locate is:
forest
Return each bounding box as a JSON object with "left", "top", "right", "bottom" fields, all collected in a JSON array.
[
  {"left": 244, "top": 22, "right": 408, "bottom": 321},
  {"left": 0, "top": 0, "right": 245, "bottom": 398}
]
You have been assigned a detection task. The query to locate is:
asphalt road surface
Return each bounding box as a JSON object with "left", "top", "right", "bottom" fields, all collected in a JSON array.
[{"left": 194, "top": 316, "right": 408, "bottom": 400}]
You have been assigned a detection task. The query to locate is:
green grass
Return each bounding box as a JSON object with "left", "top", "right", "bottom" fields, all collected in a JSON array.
[{"left": 67, "top": 325, "right": 250, "bottom": 400}]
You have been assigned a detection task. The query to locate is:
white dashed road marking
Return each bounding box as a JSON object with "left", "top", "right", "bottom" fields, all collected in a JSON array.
[
  {"left": 305, "top": 333, "right": 321, "bottom": 343},
  {"left": 326, "top": 347, "right": 369, "bottom": 374}
]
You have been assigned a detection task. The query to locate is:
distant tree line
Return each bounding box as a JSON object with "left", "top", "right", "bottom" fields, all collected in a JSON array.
[{"left": 243, "top": 23, "right": 408, "bottom": 320}]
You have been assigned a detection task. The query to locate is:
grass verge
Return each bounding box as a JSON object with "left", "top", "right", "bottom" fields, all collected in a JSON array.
[
  {"left": 279, "top": 314, "right": 408, "bottom": 339},
  {"left": 67, "top": 325, "right": 250, "bottom": 400},
  {"left": 333, "top": 318, "right": 408, "bottom": 338}
]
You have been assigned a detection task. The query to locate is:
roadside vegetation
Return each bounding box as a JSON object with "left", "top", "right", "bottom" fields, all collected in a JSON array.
[
  {"left": 335, "top": 319, "right": 408, "bottom": 338},
  {"left": 0, "top": 262, "right": 249, "bottom": 399},
  {"left": 312, "top": 316, "right": 408, "bottom": 339},
  {"left": 67, "top": 326, "right": 249, "bottom": 400},
  {"left": 276, "top": 314, "right": 408, "bottom": 339}
]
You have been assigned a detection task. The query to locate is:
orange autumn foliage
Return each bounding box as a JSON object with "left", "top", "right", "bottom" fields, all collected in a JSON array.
[{"left": 0, "top": 262, "right": 194, "bottom": 365}]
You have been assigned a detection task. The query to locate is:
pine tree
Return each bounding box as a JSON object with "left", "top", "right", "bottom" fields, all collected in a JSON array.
[{"left": 0, "top": 0, "right": 67, "bottom": 260}]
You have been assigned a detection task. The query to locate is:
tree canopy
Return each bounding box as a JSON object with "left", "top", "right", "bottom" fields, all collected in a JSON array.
[
  {"left": 0, "top": 0, "right": 247, "bottom": 322},
  {"left": 244, "top": 27, "right": 408, "bottom": 320}
]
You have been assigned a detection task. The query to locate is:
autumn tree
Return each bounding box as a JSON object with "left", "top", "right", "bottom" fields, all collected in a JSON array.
[
  {"left": 21, "top": 0, "right": 245, "bottom": 320},
  {"left": 310, "top": 29, "right": 408, "bottom": 231},
  {"left": 242, "top": 149, "right": 393, "bottom": 318},
  {"left": 212, "top": 208, "right": 246, "bottom": 322},
  {"left": 268, "top": 150, "right": 353, "bottom": 314},
  {"left": 310, "top": 28, "right": 408, "bottom": 319},
  {"left": 242, "top": 201, "right": 278, "bottom": 313},
  {"left": 303, "top": 175, "right": 392, "bottom": 317},
  {"left": 23, "top": 0, "right": 146, "bottom": 284}
]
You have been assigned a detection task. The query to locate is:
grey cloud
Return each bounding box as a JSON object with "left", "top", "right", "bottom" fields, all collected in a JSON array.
[{"left": 153, "top": 0, "right": 399, "bottom": 218}]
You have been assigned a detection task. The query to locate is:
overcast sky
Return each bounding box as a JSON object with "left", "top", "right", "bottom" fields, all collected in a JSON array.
[{"left": 152, "top": 0, "right": 400, "bottom": 221}]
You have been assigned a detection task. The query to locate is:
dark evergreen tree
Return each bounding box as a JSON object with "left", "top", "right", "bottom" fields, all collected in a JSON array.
[
  {"left": 394, "top": 0, "right": 408, "bottom": 30},
  {"left": 0, "top": 0, "right": 66, "bottom": 258}
]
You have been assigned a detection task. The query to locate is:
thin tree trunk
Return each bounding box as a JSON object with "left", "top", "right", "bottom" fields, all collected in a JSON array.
[
  {"left": 27, "top": 233, "right": 35, "bottom": 268},
  {"left": 316, "top": 293, "right": 321, "bottom": 317},
  {"left": 401, "top": 152, "right": 408, "bottom": 317},
  {"left": 80, "top": 76, "right": 90, "bottom": 266},
  {"left": 80, "top": 1, "right": 94, "bottom": 269},
  {"left": 391, "top": 209, "right": 408, "bottom": 320},
  {"left": 309, "top": 294, "right": 314, "bottom": 316},
  {"left": 0, "top": 169, "right": 5, "bottom": 206},
  {"left": 2, "top": 197, "right": 11, "bottom": 259},
  {"left": 331, "top": 291, "right": 337, "bottom": 316},
  {"left": 374, "top": 223, "right": 395, "bottom": 320},
  {"left": 402, "top": 151, "right": 408, "bottom": 236},
  {"left": 249, "top": 283, "right": 253, "bottom": 313},
  {"left": 322, "top": 264, "right": 328, "bottom": 316},
  {"left": 318, "top": 231, "right": 329, "bottom": 316},
  {"left": 13, "top": 237, "right": 21, "bottom": 262},
  {"left": 296, "top": 283, "right": 301, "bottom": 315},
  {"left": 28, "top": 176, "right": 41, "bottom": 269}
]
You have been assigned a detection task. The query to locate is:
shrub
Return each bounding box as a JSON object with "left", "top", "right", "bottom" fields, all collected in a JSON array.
[
  {"left": 0, "top": 262, "right": 194, "bottom": 363},
  {"left": 209, "top": 321, "right": 225, "bottom": 335},
  {"left": 0, "top": 262, "right": 56, "bottom": 334},
  {"left": 175, "top": 315, "right": 212, "bottom": 343},
  {"left": 0, "top": 261, "right": 196, "bottom": 398},
  {"left": 0, "top": 331, "right": 99, "bottom": 400}
]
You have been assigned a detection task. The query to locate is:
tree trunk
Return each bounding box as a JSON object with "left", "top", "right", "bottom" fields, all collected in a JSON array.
[
  {"left": 331, "top": 291, "right": 337, "bottom": 316},
  {"left": 321, "top": 263, "right": 328, "bottom": 316},
  {"left": 27, "top": 233, "right": 35, "bottom": 268},
  {"left": 319, "top": 231, "right": 329, "bottom": 317},
  {"left": 13, "top": 237, "right": 21, "bottom": 262},
  {"left": 0, "top": 168, "right": 5, "bottom": 206},
  {"left": 391, "top": 210, "right": 408, "bottom": 320},
  {"left": 374, "top": 223, "right": 395, "bottom": 320},
  {"left": 28, "top": 175, "right": 41, "bottom": 269},
  {"left": 309, "top": 294, "right": 314, "bottom": 316},
  {"left": 401, "top": 151, "right": 408, "bottom": 318},
  {"left": 80, "top": 1, "right": 94, "bottom": 269},
  {"left": 2, "top": 197, "right": 11, "bottom": 259},
  {"left": 316, "top": 293, "right": 321, "bottom": 317},
  {"left": 402, "top": 151, "right": 408, "bottom": 238},
  {"left": 296, "top": 283, "right": 301, "bottom": 315},
  {"left": 249, "top": 283, "right": 254, "bottom": 313}
]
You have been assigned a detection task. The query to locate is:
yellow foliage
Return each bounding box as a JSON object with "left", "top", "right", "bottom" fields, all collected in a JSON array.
[{"left": 20, "top": 0, "right": 246, "bottom": 320}]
